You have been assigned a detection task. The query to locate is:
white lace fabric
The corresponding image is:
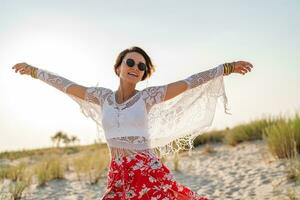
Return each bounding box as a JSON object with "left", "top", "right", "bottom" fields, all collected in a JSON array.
[{"left": 36, "top": 64, "right": 230, "bottom": 159}]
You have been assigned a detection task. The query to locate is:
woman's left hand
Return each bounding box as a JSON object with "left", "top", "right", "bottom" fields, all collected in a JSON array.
[{"left": 231, "top": 61, "right": 253, "bottom": 75}]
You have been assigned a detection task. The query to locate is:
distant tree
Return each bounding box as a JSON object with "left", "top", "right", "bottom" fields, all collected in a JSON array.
[
  {"left": 51, "top": 132, "right": 80, "bottom": 148},
  {"left": 51, "top": 131, "right": 64, "bottom": 148},
  {"left": 70, "top": 135, "right": 80, "bottom": 146},
  {"left": 62, "top": 134, "right": 71, "bottom": 147}
]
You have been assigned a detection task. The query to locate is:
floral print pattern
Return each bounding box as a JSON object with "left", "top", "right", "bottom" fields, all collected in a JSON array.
[{"left": 100, "top": 152, "right": 208, "bottom": 200}]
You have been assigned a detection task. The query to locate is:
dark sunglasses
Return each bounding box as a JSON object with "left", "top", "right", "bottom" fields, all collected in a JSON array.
[{"left": 124, "top": 58, "right": 147, "bottom": 71}]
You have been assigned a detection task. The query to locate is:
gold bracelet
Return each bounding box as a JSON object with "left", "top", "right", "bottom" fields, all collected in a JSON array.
[
  {"left": 30, "top": 67, "right": 34, "bottom": 77},
  {"left": 30, "top": 67, "right": 34, "bottom": 78},
  {"left": 223, "top": 64, "right": 227, "bottom": 75},
  {"left": 223, "top": 62, "right": 235, "bottom": 75},
  {"left": 223, "top": 63, "right": 230, "bottom": 75},
  {"left": 30, "top": 67, "right": 38, "bottom": 79},
  {"left": 33, "top": 68, "right": 38, "bottom": 78}
]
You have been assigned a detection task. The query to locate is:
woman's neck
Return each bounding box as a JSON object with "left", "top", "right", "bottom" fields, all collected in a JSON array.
[{"left": 116, "top": 81, "right": 138, "bottom": 103}]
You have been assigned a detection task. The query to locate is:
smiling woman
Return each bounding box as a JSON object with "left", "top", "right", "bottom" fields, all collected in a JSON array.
[{"left": 11, "top": 46, "right": 253, "bottom": 199}]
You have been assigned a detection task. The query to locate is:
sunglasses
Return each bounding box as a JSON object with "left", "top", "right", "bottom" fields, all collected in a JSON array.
[{"left": 123, "top": 58, "right": 147, "bottom": 71}]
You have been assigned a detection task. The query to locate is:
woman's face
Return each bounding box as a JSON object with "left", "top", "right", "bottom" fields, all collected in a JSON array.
[{"left": 117, "top": 52, "right": 146, "bottom": 84}]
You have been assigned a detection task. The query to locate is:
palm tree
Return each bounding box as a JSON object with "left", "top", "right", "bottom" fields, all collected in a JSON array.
[
  {"left": 51, "top": 131, "right": 64, "bottom": 148},
  {"left": 70, "top": 135, "right": 80, "bottom": 146},
  {"left": 62, "top": 133, "right": 71, "bottom": 147}
]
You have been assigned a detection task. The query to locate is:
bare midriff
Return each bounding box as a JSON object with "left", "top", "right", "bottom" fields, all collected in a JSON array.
[{"left": 109, "top": 146, "right": 156, "bottom": 159}]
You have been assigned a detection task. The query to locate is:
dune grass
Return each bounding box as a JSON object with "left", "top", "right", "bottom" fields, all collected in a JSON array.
[
  {"left": 262, "top": 114, "right": 300, "bottom": 183},
  {"left": 72, "top": 147, "right": 109, "bottom": 184},
  {"left": 0, "top": 143, "right": 108, "bottom": 198},
  {"left": 192, "top": 116, "right": 278, "bottom": 147},
  {"left": 263, "top": 114, "right": 300, "bottom": 159},
  {"left": 0, "top": 162, "right": 29, "bottom": 183},
  {"left": 193, "top": 114, "right": 295, "bottom": 148},
  {"left": 193, "top": 130, "right": 225, "bottom": 146},
  {"left": 223, "top": 117, "right": 277, "bottom": 146},
  {"left": 34, "top": 155, "right": 66, "bottom": 187},
  {"left": 0, "top": 162, "right": 33, "bottom": 200},
  {"left": 8, "top": 175, "right": 32, "bottom": 200},
  {"left": 191, "top": 112, "right": 300, "bottom": 186},
  {"left": 0, "top": 147, "right": 61, "bottom": 161},
  {"left": 0, "top": 145, "right": 95, "bottom": 161}
]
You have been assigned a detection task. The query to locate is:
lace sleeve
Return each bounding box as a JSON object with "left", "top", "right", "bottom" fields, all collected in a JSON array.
[
  {"left": 67, "top": 86, "right": 112, "bottom": 143},
  {"left": 145, "top": 64, "right": 231, "bottom": 157},
  {"left": 141, "top": 85, "right": 168, "bottom": 112},
  {"left": 182, "top": 64, "right": 225, "bottom": 90},
  {"left": 36, "top": 68, "right": 77, "bottom": 94},
  {"left": 180, "top": 64, "right": 230, "bottom": 114},
  {"left": 36, "top": 68, "right": 112, "bottom": 142}
]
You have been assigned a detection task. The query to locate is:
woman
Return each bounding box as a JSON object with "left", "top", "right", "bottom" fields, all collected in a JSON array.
[{"left": 12, "top": 46, "right": 253, "bottom": 199}]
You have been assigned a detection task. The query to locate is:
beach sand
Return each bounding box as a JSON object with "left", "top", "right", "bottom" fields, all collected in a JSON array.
[
  {"left": 167, "top": 140, "right": 300, "bottom": 200},
  {"left": 1, "top": 140, "right": 299, "bottom": 200}
]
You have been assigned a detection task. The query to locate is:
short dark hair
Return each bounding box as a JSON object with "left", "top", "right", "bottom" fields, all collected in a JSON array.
[{"left": 113, "top": 46, "right": 155, "bottom": 81}]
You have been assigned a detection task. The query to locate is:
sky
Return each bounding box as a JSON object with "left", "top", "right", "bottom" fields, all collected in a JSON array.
[{"left": 0, "top": 0, "right": 299, "bottom": 152}]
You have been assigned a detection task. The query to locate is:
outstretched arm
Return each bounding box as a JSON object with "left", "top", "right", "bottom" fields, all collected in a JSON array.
[
  {"left": 36, "top": 68, "right": 87, "bottom": 100},
  {"left": 163, "top": 61, "right": 253, "bottom": 101},
  {"left": 141, "top": 61, "right": 253, "bottom": 111},
  {"left": 12, "top": 63, "right": 102, "bottom": 105}
]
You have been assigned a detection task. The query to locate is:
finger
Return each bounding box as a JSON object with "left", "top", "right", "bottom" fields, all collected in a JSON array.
[
  {"left": 12, "top": 65, "right": 18, "bottom": 70},
  {"left": 245, "top": 62, "right": 253, "bottom": 68},
  {"left": 245, "top": 66, "right": 252, "bottom": 72},
  {"left": 241, "top": 69, "right": 248, "bottom": 74},
  {"left": 17, "top": 67, "right": 24, "bottom": 73},
  {"left": 15, "top": 63, "right": 22, "bottom": 68},
  {"left": 241, "top": 66, "right": 250, "bottom": 73},
  {"left": 240, "top": 69, "right": 246, "bottom": 75}
]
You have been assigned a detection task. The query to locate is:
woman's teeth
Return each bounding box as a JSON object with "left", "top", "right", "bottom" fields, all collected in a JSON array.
[{"left": 128, "top": 72, "right": 138, "bottom": 77}]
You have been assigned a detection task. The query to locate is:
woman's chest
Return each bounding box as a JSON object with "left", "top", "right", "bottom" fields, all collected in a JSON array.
[{"left": 101, "top": 93, "right": 148, "bottom": 131}]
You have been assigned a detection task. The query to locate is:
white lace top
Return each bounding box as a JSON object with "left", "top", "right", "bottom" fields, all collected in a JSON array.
[{"left": 36, "top": 64, "right": 230, "bottom": 159}]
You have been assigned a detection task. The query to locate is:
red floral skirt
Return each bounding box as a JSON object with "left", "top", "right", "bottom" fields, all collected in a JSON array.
[{"left": 100, "top": 151, "right": 208, "bottom": 200}]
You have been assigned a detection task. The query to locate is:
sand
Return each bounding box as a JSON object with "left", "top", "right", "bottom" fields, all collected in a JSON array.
[
  {"left": 167, "top": 140, "right": 300, "bottom": 200},
  {"left": 0, "top": 140, "right": 299, "bottom": 200}
]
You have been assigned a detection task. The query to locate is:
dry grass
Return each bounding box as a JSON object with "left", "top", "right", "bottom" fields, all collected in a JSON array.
[
  {"left": 0, "top": 162, "right": 27, "bottom": 182},
  {"left": 34, "top": 155, "right": 65, "bottom": 186},
  {"left": 263, "top": 114, "right": 300, "bottom": 159},
  {"left": 2, "top": 162, "right": 33, "bottom": 200},
  {"left": 285, "top": 154, "right": 300, "bottom": 183},
  {"left": 224, "top": 117, "right": 275, "bottom": 146},
  {"left": 72, "top": 148, "right": 109, "bottom": 184},
  {"left": 8, "top": 176, "right": 32, "bottom": 200},
  {"left": 202, "top": 144, "right": 217, "bottom": 154}
]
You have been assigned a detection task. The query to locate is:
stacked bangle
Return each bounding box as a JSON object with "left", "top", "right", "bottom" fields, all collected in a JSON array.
[
  {"left": 30, "top": 66, "right": 38, "bottom": 79},
  {"left": 223, "top": 62, "right": 235, "bottom": 75}
]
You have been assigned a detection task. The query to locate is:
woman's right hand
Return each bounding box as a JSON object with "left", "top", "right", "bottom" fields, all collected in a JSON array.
[
  {"left": 231, "top": 61, "right": 253, "bottom": 75},
  {"left": 12, "top": 62, "right": 36, "bottom": 76}
]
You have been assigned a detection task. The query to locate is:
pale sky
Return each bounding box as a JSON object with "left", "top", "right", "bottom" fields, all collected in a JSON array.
[{"left": 0, "top": 0, "right": 299, "bottom": 151}]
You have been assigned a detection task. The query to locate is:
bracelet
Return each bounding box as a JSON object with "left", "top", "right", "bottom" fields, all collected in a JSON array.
[
  {"left": 30, "top": 66, "right": 38, "bottom": 79},
  {"left": 223, "top": 62, "right": 235, "bottom": 75}
]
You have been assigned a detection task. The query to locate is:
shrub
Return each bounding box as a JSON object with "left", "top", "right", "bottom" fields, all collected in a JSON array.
[
  {"left": 263, "top": 114, "right": 300, "bottom": 159},
  {"left": 34, "top": 156, "right": 65, "bottom": 186},
  {"left": 72, "top": 149, "right": 109, "bottom": 184}
]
